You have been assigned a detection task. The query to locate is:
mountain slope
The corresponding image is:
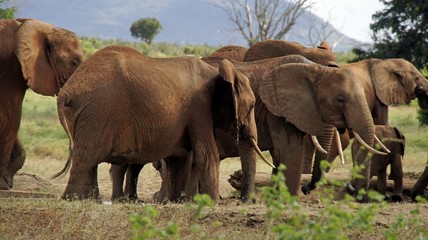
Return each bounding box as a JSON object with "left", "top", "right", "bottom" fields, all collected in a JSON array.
[{"left": 15, "top": 0, "right": 362, "bottom": 51}]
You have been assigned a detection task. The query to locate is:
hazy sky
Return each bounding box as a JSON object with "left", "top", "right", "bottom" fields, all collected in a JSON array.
[{"left": 313, "top": 0, "right": 385, "bottom": 43}]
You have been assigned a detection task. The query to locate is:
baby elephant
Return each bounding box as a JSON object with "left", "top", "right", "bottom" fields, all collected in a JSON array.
[{"left": 351, "top": 125, "right": 405, "bottom": 202}]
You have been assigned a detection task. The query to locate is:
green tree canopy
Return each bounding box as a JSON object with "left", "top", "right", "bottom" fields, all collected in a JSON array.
[
  {"left": 130, "top": 17, "right": 162, "bottom": 47},
  {"left": 352, "top": 0, "right": 428, "bottom": 70},
  {"left": 0, "top": 0, "right": 17, "bottom": 19}
]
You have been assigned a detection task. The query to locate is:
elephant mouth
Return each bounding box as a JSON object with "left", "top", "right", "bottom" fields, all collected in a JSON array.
[{"left": 337, "top": 128, "right": 347, "bottom": 134}]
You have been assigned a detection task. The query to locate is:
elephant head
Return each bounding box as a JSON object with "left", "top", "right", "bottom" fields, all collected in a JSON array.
[
  {"left": 15, "top": 19, "right": 84, "bottom": 96},
  {"left": 259, "top": 63, "right": 376, "bottom": 195},
  {"left": 243, "top": 40, "right": 336, "bottom": 65},
  {"left": 369, "top": 58, "right": 428, "bottom": 108}
]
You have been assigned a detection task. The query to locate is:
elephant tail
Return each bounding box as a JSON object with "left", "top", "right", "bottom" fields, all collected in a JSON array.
[
  {"left": 52, "top": 95, "right": 75, "bottom": 179},
  {"left": 51, "top": 146, "right": 72, "bottom": 179}
]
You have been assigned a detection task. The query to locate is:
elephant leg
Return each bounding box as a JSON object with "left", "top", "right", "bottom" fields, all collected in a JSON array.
[
  {"left": 165, "top": 155, "right": 192, "bottom": 202},
  {"left": 411, "top": 165, "right": 428, "bottom": 201},
  {"left": 0, "top": 138, "right": 15, "bottom": 190},
  {"left": 390, "top": 156, "right": 404, "bottom": 202},
  {"left": 153, "top": 159, "right": 170, "bottom": 203},
  {"left": 302, "top": 136, "right": 314, "bottom": 174},
  {"left": 124, "top": 163, "right": 144, "bottom": 201},
  {"left": 268, "top": 116, "right": 305, "bottom": 195},
  {"left": 193, "top": 139, "right": 220, "bottom": 201},
  {"left": 301, "top": 125, "right": 335, "bottom": 195},
  {"left": 4, "top": 137, "right": 26, "bottom": 189},
  {"left": 376, "top": 168, "right": 388, "bottom": 196},
  {"left": 348, "top": 147, "right": 371, "bottom": 202},
  {"left": 109, "top": 163, "right": 128, "bottom": 202},
  {"left": 185, "top": 153, "right": 201, "bottom": 199},
  {"left": 62, "top": 151, "right": 100, "bottom": 200}
]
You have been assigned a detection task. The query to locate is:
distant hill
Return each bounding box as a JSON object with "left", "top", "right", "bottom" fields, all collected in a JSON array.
[{"left": 15, "top": 0, "right": 364, "bottom": 52}]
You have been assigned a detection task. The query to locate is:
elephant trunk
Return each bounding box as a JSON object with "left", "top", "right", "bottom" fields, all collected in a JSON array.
[
  {"left": 238, "top": 138, "right": 257, "bottom": 202},
  {"left": 346, "top": 103, "right": 375, "bottom": 199},
  {"left": 301, "top": 124, "right": 335, "bottom": 195},
  {"left": 237, "top": 111, "right": 259, "bottom": 202}
]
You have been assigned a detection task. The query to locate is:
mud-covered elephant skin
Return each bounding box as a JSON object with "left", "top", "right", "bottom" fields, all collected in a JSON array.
[
  {"left": 207, "top": 45, "right": 248, "bottom": 62},
  {"left": 351, "top": 125, "right": 405, "bottom": 202},
  {"left": 303, "top": 58, "right": 428, "bottom": 196},
  {"left": 243, "top": 40, "right": 335, "bottom": 65},
  {"left": 0, "top": 19, "right": 83, "bottom": 190},
  {"left": 55, "top": 45, "right": 258, "bottom": 201},
  {"left": 411, "top": 164, "right": 428, "bottom": 201}
]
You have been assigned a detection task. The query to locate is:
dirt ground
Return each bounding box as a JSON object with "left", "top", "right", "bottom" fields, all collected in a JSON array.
[{"left": 1, "top": 159, "right": 427, "bottom": 239}]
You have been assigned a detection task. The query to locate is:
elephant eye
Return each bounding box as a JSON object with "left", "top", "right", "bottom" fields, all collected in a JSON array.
[
  {"left": 72, "top": 59, "right": 80, "bottom": 67},
  {"left": 336, "top": 96, "right": 345, "bottom": 103}
]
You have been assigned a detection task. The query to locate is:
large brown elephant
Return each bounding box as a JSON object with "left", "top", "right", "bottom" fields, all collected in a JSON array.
[
  {"left": 240, "top": 40, "right": 343, "bottom": 192},
  {"left": 0, "top": 19, "right": 83, "bottom": 190},
  {"left": 352, "top": 125, "right": 405, "bottom": 202},
  {"left": 243, "top": 40, "right": 335, "bottom": 65},
  {"left": 54, "top": 45, "right": 261, "bottom": 201},
  {"left": 303, "top": 58, "right": 428, "bottom": 196},
  {"left": 411, "top": 163, "right": 428, "bottom": 201}
]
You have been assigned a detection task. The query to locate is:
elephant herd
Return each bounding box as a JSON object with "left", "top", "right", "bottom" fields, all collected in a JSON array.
[{"left": 1, "top": 18, "right": 428, "bottom": 204}]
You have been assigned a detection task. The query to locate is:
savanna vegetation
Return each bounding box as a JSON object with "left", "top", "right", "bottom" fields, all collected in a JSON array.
[{"left": 1, "top": 1, "right": 428, "bottom": 239}]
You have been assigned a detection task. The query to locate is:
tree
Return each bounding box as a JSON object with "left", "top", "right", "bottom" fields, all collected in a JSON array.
[
  {"left": 130, "top": 17, "right": 162, "bottom": 47},
  {"left": 352, "top": 0, "right": 428, "bottom": 70},
  {"left": 0, "top": 0, "right": 17, "bottom": 19},
  {"left": 211, "top": 0, "right": 312, "bottom": 46}
]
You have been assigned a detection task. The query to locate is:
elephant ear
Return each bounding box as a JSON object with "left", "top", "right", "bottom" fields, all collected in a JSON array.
[
  {"left": 259, "top": 63, "right": 325, "bottom": 136},
  {"left": 15, "top": 19, "right": 58, "bottom": 96},
  {"left": 213, "top": 59, "right": 241, "bottom": 137},
  {"left": 371, "top": 59, "right": 416, "bottom": 105}
]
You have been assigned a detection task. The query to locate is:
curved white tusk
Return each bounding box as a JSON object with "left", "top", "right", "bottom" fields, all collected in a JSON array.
[
  {"left": 250, "top": 138, "right": 276, "bottom": 168},
  {"left": 335, "top": 130, "right": 345, "bottom": 165},
  {"left": 311, "top": 135, "right": 328, "bottom": 154},
  {"left": 353, "top": 131, "right": 388, "bottom": 155},
  {"left": 374, "top": 134, "right": 391, "bottom": 153}
]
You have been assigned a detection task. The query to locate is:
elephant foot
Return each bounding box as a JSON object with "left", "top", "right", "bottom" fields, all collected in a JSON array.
[
  {"left": 389, "top": 194, "right": 403, "bottom": 202},
  {"left": 0, "top": 177, "right": 10, "bottom": 190},
  {"left": 61, "top": 186, "right": 100, "bottom": 201},
  {"left": 345, "top": 182, "right": 371, "bottom": 202},
  {"left": 4, "top": 174, "right": 13, "bottom": 189},
  {"left": 410, "top": 191, "right": 426, "bottom": 202},
  {"left": 153, "top": 190, "right": 168, "bottom": 203},
  {"left": 301, "top": 184, "right": 315, "bottom": 195}
]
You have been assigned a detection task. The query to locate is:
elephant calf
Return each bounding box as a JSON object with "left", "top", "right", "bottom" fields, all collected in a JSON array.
[{"left": 351, "top": 125, "right": 405, "bottom": 201}]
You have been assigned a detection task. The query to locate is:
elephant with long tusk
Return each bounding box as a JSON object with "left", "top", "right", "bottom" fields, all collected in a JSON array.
[{"left": 301, "top": 58, "right": 428, "bottom": 198}]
